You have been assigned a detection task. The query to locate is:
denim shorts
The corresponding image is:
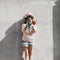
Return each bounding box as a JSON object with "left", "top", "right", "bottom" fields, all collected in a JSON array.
[{"left": 21, "top": 41, "right": 35, "bottom": 47}]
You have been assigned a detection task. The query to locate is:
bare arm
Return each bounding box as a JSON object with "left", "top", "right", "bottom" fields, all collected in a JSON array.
[
  {"left": 28, "top": 27, "right": 36, "bottom": 35},
  {"left": 23, "top": 25, "right": 37, "bottom": 35},
  {"left": 25, "top": 26, "right": 36, "bottom": 35}
]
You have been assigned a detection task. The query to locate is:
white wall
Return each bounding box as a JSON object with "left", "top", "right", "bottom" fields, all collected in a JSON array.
[{"left": 0, "top": 0, "right": 53, "bottom": 60}]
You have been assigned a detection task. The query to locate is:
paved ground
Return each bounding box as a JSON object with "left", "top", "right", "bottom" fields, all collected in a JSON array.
[{"left": 0, "top": 0, "right": 53, "bottom": 60}]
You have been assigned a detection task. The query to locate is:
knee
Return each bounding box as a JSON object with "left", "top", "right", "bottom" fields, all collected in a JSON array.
[{"left": 28, "top": 51, "right": 32, "bottom": 56}]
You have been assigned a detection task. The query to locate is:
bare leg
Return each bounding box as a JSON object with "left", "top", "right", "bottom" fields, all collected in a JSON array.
[
  {"left": 28, "top": 46, "right": 33, "bottom": 60},
  {"left": 23, "top": 46, "right": 28, "bottom": 60}
]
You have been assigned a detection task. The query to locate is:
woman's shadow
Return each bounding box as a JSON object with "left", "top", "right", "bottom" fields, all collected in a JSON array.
[{"left": 0, "top": 19, "right": 24, "bottom": 60}]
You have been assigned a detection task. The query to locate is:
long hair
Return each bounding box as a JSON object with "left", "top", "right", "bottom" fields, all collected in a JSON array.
[{"left": 23, "top": 15, "right": 36, "bottom": 25}]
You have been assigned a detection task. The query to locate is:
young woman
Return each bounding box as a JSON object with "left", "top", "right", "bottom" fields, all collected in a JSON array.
[{"left": 21, "top": 13, "right": 37, "bottom": 60}]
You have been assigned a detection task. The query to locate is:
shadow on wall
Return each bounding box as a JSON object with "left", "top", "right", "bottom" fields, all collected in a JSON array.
[
  {"left": 53, "top": 0, "right": 60, "bottom": 60},
  {"left": 0, "top": 19, "right": 24, "bottom": 60}
]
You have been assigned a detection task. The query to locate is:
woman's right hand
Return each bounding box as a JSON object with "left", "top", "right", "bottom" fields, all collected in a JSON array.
[{"left": 24, "top": 26, "right": 27, "bottom": 31}]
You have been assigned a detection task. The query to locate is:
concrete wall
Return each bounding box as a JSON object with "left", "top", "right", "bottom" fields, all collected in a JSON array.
[
  {"left": 53, "top": 0, "right": 60, "bottom": 60},
  {"left": 0, "top": 0, "right": 53, "bottom": 60}
]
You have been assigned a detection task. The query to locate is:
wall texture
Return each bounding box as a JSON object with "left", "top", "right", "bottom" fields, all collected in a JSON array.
[
  {"left": 53, "top": 0, "right": 60, "bottom": 60},
  {"left": 0, "top": 0, "right": 53, "bottom": 60}
]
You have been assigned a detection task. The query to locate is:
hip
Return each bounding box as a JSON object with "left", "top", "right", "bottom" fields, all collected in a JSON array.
[{"left": 21, "top": 41, "right": 35, "bottom": 47}]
